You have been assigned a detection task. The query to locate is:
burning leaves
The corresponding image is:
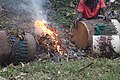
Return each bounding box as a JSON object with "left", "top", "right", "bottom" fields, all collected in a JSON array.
[
  {"left": 34, "top": 20, "right": 84, "bottom": 61},
  {"left": 34, "top": 20, "right": 64, "bottom": 55}
]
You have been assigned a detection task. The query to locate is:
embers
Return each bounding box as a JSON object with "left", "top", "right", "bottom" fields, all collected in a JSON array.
[{"left": 35, "top": 34, "right": 63, "bottom": 62}]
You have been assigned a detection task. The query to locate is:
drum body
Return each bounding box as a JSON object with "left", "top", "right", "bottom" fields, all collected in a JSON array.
[
  {"left": 0, "top": 31, "right": 11, "bottom": 65},
  {"left": 0, "top": 31, "right": 36, "bottom": 65}
]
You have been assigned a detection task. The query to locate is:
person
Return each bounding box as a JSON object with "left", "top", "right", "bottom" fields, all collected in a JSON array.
[{"left": 76, "top": 0, "right": 109, "bottom": 21}]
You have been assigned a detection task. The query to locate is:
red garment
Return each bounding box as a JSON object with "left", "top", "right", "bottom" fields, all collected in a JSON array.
[{"left": 78, "top": 0, "right": 106, "bottom": 18}]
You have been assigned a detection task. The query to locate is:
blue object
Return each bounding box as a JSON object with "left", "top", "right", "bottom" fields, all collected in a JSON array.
[{"left": 10, "top": 34, "right": 30, "bottom": 61}]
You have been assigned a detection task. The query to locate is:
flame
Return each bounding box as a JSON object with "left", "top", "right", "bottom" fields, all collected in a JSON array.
[
  {"left": 34, "top": 20, "right": 55, "bottom": 39},
  {"left": 34, "top": 20, "right": 63, "bottom": 55}
]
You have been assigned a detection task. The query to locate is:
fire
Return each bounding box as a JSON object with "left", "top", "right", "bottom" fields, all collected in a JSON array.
[
  {"left": 34, "top": 20, "right": 55, "bottom": 39},
  {"left": 34, "top": 20, "right": 63, "bottom": 55}
]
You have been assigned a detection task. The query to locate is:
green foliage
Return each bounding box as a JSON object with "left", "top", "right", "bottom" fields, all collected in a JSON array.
[
  {"left": 50, "top": 0, "right": 79, "bottom": 27},
  {"left": 0, "top": 67, "right": 16, "bottom": 78}
]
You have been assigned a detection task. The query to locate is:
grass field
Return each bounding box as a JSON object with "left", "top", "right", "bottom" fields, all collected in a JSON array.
[{"left": 0, "top": 58, "right": 120, "bottom": 80}]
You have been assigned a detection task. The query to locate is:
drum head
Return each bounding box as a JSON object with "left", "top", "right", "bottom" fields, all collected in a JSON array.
[{"left": 73, "top": 21, "right": 89, "bottom": 49}]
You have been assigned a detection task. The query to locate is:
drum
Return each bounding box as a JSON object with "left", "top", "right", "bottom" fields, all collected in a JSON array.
[
  {"left": 73, "top": 19, "right": 117, "bottom": 49},
  {"left": 0, "top": 31, "right": 37, "bottom": 65},
  {"left": 72, "top": 19, "right": 105, "bottom": 49}
]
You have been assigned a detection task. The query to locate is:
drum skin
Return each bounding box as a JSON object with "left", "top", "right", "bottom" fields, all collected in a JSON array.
[{"left": 24, "top": 33, "right": 36, "bottom": 62}]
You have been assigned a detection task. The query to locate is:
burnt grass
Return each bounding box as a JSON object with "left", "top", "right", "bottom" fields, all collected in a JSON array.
[{"left": 0, "top": 0, "right": 120, "bottom": 80}]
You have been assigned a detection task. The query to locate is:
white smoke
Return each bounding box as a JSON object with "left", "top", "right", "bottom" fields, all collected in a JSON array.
[
  {"left": 1, "top": 0, "right": 55, "bottom": 22},
  {"left": 21, "top": 0, "right": 50, "bottom": 21}
]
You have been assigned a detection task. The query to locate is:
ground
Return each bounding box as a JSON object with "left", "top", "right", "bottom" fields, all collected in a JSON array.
[
  {"left": 0, "top": 0, "right": 120, "bottom": 80},
  {"left": 0, "top": 58, "right": 120, "bottom": 80}
]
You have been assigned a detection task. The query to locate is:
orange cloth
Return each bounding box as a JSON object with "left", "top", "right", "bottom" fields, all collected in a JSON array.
[{"left": 78, "top": 0, "right": 106, "bottom": 18}]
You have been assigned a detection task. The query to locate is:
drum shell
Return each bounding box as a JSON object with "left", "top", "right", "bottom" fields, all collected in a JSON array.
[{"left": 0, "top": 31, "right": 11, "bottom": 65}]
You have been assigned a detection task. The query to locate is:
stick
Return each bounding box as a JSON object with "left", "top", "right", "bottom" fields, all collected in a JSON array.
[{"left": 78, "top": 62, "right": 93, "bottom": 72}]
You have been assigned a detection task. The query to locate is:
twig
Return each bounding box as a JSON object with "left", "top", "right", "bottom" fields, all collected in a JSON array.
[{"left": 78, "top": 62, "right": 93, "bottom": 72}]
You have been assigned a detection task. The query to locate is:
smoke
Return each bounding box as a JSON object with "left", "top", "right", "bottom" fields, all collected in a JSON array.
[
  {"left": 0, "top": 0, "right": 55, "bottom": 22},
  {"left": 18, "top": 0, "right": 56, "bottom": 34},
  {"left": 20, "top": 0, "right": 51, "bottom": 21},
  {"left": 0, "top": 0, "right": 56, "bottom": 29}
]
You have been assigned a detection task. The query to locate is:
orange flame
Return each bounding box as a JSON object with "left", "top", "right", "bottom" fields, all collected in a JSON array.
[
  {"left": 34, "top": 20, "right": 55, "bottom": 39},
  {"left": 34, "top": 20, "right": 63, "bottom": 55}
]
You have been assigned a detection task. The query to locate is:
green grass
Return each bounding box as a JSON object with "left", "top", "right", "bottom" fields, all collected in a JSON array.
[{"left": 0, "top": 58, "right": 120, "bottom": 80}]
